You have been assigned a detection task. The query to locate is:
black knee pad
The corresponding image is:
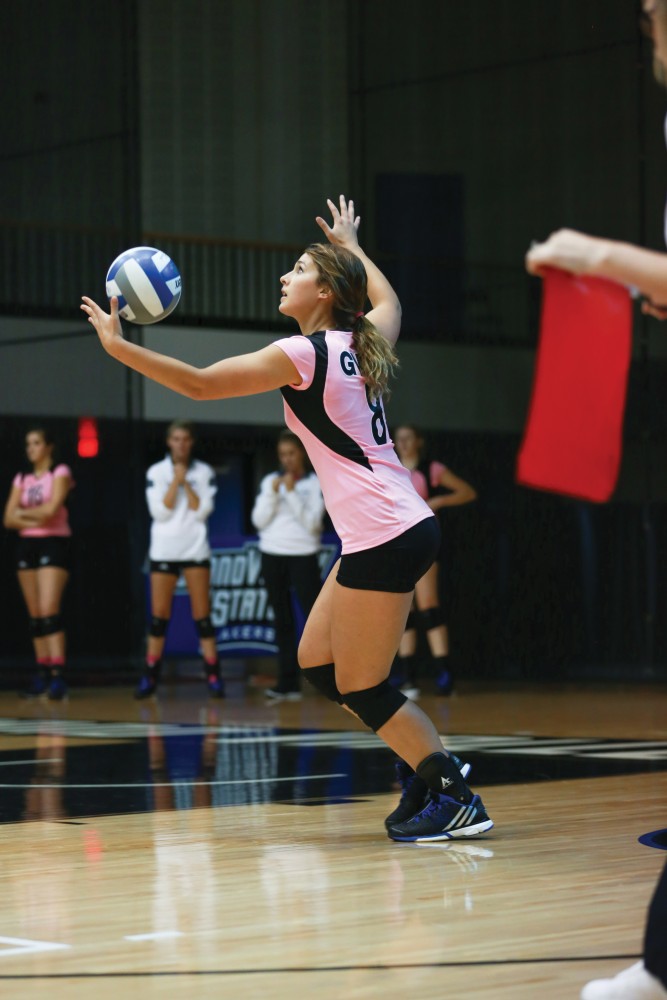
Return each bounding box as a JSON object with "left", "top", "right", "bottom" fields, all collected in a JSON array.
[
  {"left": 195, "top": 616, "right": 215, "bottom": 639},
  {"left": 37, "top": 614, "right": 63, "bottom": 637},
  {"left": 343, "top": 681, "right": 407, "bottom": 732},
  {"left": 149, "top": 616, "right": 169, "bottom": 638},
  {"left": 405, "top": 610, "right": 417, "bottom": 632},
  {"left": 418, "top": 606, "right": 445, "bottom": 632},
  {"left": 29, "top": 617, "right": 42, "bottom": 638},
  {"left": 302, "top": 663, "right": 343, "bottom": 704}
]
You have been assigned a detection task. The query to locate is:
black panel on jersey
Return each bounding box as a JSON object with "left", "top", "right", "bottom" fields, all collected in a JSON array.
[{"left": 281, "top": 332, "right": 373, "bottom": 471}]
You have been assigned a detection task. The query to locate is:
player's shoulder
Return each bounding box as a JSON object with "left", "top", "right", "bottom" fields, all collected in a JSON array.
[{"left": 147, "top": 456, "right": 168, "bottom": 477}]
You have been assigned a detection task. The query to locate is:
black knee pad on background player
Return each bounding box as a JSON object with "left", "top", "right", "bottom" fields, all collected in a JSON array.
[
  {"left": 343, "top": 681, "right": 407, "bottom": 732},
  {"left": 149, "top": 616, "right": 169, "bottom": 638},
  {"left": 417, "top": 606, "right": 445, "bottom": 631},
  {"left": 195, "top": 616, "right": 215, "bottom": 639},
  {"left": 29, "top": 617, "right": 42, "bottom": 638},
  {"left": 302, "top": 663, "right": 343, "bottom": 704},
  {"left": 404, "top": 610, "right": 417, "bottom": 632},
  {"left": 36, "top": 614, "right": 63, "bottom": 637}
]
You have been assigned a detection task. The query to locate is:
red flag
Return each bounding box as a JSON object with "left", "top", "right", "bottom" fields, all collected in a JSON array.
[{"left": 516, "top": 267, "right": 633, "bottom": 503}]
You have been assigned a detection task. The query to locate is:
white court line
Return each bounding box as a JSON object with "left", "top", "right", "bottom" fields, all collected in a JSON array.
[
  {"left": 0, "top": 758, "right": 62, "bottom": 767},
  {"left": 0, "top": 772, "right": 347, "bottom": 790},
  {"left": 0, "top": 935, "right": 70, "bottom": 957},
  {"left": 124, "top": 931, "right": 183, "bottom": 942}
]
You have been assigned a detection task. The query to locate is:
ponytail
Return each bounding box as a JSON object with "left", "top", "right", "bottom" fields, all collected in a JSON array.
[
  {"left": 305, "top": 242, "right": 399, "bottom": 400},
  {"left": 351, "top": 313, "right": 398, "bottom": 400}
]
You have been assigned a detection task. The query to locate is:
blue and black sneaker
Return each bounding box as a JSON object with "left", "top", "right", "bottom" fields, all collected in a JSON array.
[
  {"left": 134, "top": 673, "right": 158, "bottom": 700},
  {"left": 47, "top": 674, "right": 68, "bottom": 702},
  {"left": 387, "top": 792, "right": 493, "bottom": 842},
  {"left": 19, "top": 671, "right": 49, "bottom": 699},
  {"left": 384, "top": 753, "right": 471, "bottom": 829},
  {"left": 206, "top": 673, "right": 225, "bottom": 699},
  {"left": 435, "top": 667, "right": 454, "bottom": 696}
]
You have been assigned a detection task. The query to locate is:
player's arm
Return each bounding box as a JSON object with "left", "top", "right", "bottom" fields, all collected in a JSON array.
[
  {"left": 526, "top": 229, "right": 667, "bottom": 308},
  {"left": 429, "top": 466, "right": 477, "bottom": 512},
  {"left": 18, "top": 475, "right": 72, "bottom": 525},
  {"left": 81, "top": 296, "right": 301, "bottom": 399},
  {"left": 315, "top": 195, "right": 402, "bottom": 346},
  {"left": 3, "top": 483, "right": 26, "bottom": 530}
]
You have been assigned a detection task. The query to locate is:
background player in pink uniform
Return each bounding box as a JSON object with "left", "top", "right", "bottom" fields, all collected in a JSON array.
[
  {"left": 82, "top": 196, "right": 493, "bottom": 842},
  {"left": 526, "top": 5, "right": 667, "bottom": 996},
  {"left": 2, "top": 428, "right": 73, "bottom": 700},
  {"left": 393, "top": 424, "right": 477, "bottom": 698}
]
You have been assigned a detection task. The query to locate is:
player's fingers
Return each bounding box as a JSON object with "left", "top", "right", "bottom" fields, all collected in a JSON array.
[
  {"left": 327, "top": 198, "right": 340, "bottom": 220},
  {"left": 347, "top": 198, "right": 355, "bottom": 220},
  {"left": 354, "top": 216, "right": 360, "bottom": 230},
  {"left": 315, "top": 216, "right": 332, "bottom": 236}
]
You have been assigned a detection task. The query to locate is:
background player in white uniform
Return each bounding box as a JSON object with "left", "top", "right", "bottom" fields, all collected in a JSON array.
[
  {"left": 251, "top": 429, "right": 324, "bottom": 701},
  {"left": 3, "top": 427, "right": 73, "bottom": 700},
  {"left": 82, "top": 196, "right": 493, "bottom": 842},
  {"left": 527, "top": 4, "right": 667, "bottom": 996},
  {"left": 138, "top": 420, "right": 224, "bottom": 700}
]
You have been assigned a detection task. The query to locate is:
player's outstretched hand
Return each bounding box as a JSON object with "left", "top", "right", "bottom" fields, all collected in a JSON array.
[
  {"left": 526, "top": 229, "right": 607, "bottom": 277},
  {"left": 81, "top": 296, "right": 124, "bottom": 356},
  {"left": 316, "top": 195, "right": 360, "bottom": 250}
]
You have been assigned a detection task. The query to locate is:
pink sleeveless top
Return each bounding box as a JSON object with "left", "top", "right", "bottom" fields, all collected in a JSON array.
[
  {"left": 12, "top": 465, "right": 73, "bottom": 537},
  {"left": 273, "top": 330, "right": 433, "bottom": 554}
]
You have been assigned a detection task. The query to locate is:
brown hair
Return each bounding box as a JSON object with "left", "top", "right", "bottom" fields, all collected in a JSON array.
[
  {"left": 166, "top": 419, "right": 196, "bottom": 440},
  {"left": 305, "top": 243, "right": 398, "bottom": 399}
]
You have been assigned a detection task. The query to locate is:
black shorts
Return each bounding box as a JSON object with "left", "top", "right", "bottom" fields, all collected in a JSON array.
[
  {"left": 337, "top": 517, "right": 440, "bottom": 593},
  {"left": 16, "top": 536, "right": 71, "bottom": 572},
  {"left": 149, "top": 558, "right": 211, "bottom": 576}
]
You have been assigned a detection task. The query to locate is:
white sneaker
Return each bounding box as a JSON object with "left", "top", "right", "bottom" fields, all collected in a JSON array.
[
  {"left": 581, "top": 961, "right": 667, "bottom": 1000},
  {"left": 264, "top": 687, "right": 302, "bottom": 702},
  {"left": 400, "top": 683, "right": 420, "bottom": 701}
]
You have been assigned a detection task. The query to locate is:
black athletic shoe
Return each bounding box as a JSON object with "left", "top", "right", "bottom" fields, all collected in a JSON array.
[
  {"left": 384, "top": 754, "right": 472, "bottom": 830},
  {"left": 387, "top": 792, "right": 493, "bottom": 842},
  {"left": 19, "top": 671, "right": 49, "bottom": 699},
  {"left": 435, "top": 667, "right": 454, "bottom": 696},
  {"left": 47, "top": 675, "right": 68, "bottom": 701},
  {"left": 134, "top": 673, "right": 158, "bottom": 699},
  {"left": 206, "top": 673, "right": 225, "bottom": 698}
]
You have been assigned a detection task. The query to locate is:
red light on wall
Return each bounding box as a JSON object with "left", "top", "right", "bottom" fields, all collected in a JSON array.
[{"left": 78, "top": 417, "right": 99, "bottom": 459}]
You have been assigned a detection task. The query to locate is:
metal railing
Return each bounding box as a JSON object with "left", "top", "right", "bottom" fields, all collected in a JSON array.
[{"left": 0, "top": 220, "right": 537, "bottom": 344}]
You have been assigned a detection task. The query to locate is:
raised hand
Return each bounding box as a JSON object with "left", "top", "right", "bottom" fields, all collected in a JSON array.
[
  {"left": 80, "top": 295, "right": 124, "bottom": 356},
  {"left": 525, "top": 229, "right": 607, "bottom": 277},
  {"left": 315, "top": 195, "right": 360, "bottom": 250}
]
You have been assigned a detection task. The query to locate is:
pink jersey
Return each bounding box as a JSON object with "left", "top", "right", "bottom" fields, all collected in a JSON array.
[
  {"left": 274, "top": 330, "right": 433, "bottom": 554},
  {"left": 409, "top": 461, "right": 447, "bottom": 501},
  {"left": 12, "top": 465, "right": 73, "bottom": 537}
]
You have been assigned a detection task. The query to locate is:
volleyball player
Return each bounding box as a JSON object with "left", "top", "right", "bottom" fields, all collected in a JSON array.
[
  {"left": 392, "top": 424, "right": 477, "bottom": 699},
  {"left": 526, "top": 3, "right": 667, "bottom": 994},
  {"left": 2, "top": 428, "right": 73, "bottom": 700},
  {"left": 251, "top": 429, "right": 324, "bottom": 700},
  {"left": 138, "top": 420, "right": 224, "bottom": 700},
  {"left": 82, "top": 195, "right": 493, "bottom": 841}
]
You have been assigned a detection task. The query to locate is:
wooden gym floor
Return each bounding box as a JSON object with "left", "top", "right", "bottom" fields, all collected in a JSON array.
[{"left": 0, "top": 677, "right": 664, "bottom": 999}]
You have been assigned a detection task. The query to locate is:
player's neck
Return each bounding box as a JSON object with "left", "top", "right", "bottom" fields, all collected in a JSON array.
[{"left": 298, "top": 306, "right": 335, "bottom": 336}]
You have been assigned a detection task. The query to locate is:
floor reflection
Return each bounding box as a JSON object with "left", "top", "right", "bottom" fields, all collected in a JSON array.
[{"left": 0, "top": 708, "right": 664, "bottom": 824}]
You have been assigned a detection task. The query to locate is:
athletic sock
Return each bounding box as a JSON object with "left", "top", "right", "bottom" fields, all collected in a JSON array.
[
  {"left": 417, "top": 751, "right": 472, "bottom": 804},
  {"left": 397, "top": 654, "right": 418, "bottom": 685},
  {"left": 145, "top": 655, "right": 162, "bottom": 679},
  {"left": 49, "top": 656, "right": 65, "bottom": 676},
  {"left": 203, "top": 655, "right": 221, "bottom": 678}
]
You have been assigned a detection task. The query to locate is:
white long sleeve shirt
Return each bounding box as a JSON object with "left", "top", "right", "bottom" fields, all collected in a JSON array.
[
  {"left": 251, "top": 472, "right": 324, "bottom": 556},
  {"left": 146, "top": 456, "right": 217, "bottom": 561}
]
